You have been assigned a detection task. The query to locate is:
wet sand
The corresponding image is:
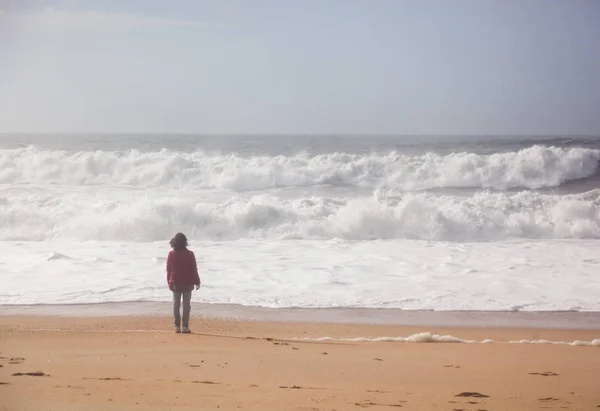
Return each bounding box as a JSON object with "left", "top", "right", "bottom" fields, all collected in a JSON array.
[
  {"left": 1, "top": 314, "right": 599, "bottom": 411},
  {"left": 4, "top": 302, "right": 600, "bottom": 329}
]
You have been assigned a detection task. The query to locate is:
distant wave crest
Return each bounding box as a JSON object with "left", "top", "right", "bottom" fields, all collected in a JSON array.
[{"left": 1, "top": 145, "right": 599, "bottom": 191}]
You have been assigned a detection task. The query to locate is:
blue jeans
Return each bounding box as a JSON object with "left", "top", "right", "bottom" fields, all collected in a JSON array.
[{"left": 172, "top": 291, "right": 192, "bottom": 328}]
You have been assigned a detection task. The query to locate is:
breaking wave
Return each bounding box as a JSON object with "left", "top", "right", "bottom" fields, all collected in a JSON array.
[
  {"left": 2, "top": 189, "right": 599, "bottom": 241},
  {"left": 1, "top": 145, "right": 599, "bottom": 191}
]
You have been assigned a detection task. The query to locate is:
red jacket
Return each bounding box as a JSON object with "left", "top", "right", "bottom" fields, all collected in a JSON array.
[{"left": 166, "top": 249, "right": 200, "bottom": 292}]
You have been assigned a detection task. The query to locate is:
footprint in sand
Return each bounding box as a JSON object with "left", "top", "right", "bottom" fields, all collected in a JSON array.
[
  {"left": 279, "top": 385, "right": 326, "bottom": 390},
  {"left": 12, "top": 372, "right": 48, "bottom": 377},
  {"left": 82, "top": 377, "right": 129, "bottom": 381},
  {"left": 172, "top": 379, "right": 220, "bottom": 385},
  {"left": 355, "top": 401, "right": 404, "bottom": 408},
  {"left": 455, "top": 392, "right": 490, "bottom": 398},
  {"left": 8, "top": 357, "right": 25, "bottom": 365}
]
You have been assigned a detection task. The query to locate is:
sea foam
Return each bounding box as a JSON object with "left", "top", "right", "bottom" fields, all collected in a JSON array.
[
  {"left": 2, "top": 239, "right": 600, "bottom": 311},
  {"left": 1, "top": 188, "right": 599, "bottom": 241},
  {"left": 295, "top": 334, "right": 600, "bottom": 346},
  {"left": 2, "top": 140, "right": 600, "bottom": 312},
  {"left": 1, "top": 145, "right": 598, "bottom": 190}
]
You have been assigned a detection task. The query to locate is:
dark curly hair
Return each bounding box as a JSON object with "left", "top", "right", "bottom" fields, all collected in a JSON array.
[{"left": 169, "top": 232, "right": 188, "bottom": 251}]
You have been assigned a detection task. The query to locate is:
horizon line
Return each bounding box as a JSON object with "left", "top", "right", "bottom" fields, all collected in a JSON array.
[{"left": 1, "top": 132, "right": 599, "bottom": 138}]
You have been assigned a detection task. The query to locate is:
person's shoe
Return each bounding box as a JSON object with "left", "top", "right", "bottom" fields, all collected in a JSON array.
[
  {"left": 181, "top": 327, "right": 191, "bottom": 334},
  {"left": 174, "top": 326, "right": 181, "bottom": 333}
]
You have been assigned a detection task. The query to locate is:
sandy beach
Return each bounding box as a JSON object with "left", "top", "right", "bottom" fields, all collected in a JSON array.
[
  {"left": 3, "top": 1, "right": 600, "bottom": 409},
  {"left": 1, "top": 314, "right": 599, "bottom": 411}
]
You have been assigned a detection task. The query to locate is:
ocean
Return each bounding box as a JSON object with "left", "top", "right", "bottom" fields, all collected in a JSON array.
[{"left": 1, "top": 134, "right": 599, "bottom": 312}]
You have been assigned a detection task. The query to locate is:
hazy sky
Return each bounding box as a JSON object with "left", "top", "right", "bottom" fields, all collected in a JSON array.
[{"left": 1, "top": 0, "right": 599, "bottom": 135}]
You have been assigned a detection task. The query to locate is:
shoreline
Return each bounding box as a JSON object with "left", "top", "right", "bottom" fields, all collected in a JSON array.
[
  {"left": 2, "top": 301, "right": 600, "bottom": 330},
  {"left": 3, "top": 315, "right": 600, "bottom": 346},
  {"left": 2, "top": 315, "right": 599, "bottom": 411}
]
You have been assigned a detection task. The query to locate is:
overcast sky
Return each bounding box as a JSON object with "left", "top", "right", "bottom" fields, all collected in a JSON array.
[{"left": 1, "top": 0, "right": 599, "bottom": 135}]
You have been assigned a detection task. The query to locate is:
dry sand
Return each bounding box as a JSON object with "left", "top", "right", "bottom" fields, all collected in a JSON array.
[{"left": 1, "top": 315, "right": 599, "bottom": 411}]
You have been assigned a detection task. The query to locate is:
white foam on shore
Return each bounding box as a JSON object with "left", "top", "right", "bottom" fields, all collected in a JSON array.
[
  {"left": 295, "top": 333, "right": 600, "bottom": 347},
  {"left": 9, "top": 328, "right": 599, "bottom": 347},
  {"left": 296, "top": 332, "right": 478, "bottom": 343},
  {"left": 2, "top": 239, "right": 600, "bottom": 312},
  {"left": 509, "top": 338, "right": 600, "bottom": 347}
]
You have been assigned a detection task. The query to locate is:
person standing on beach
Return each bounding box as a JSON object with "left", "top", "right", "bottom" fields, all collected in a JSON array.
[{"left": 166, "top": 232, "right": 201, "bottom": 333}]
